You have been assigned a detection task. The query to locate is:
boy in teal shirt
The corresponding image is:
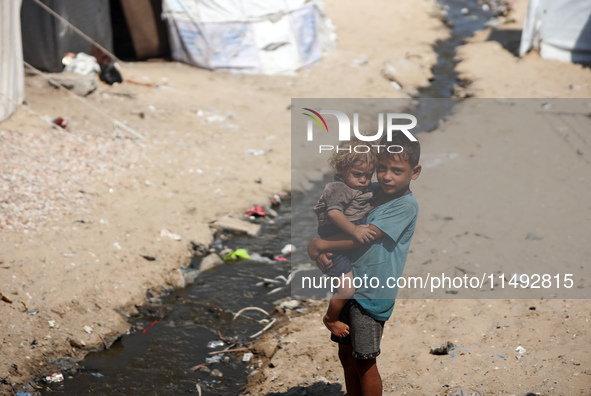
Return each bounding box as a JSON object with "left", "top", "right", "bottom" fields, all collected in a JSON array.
[{"left": 308, "top": 131, "right": 421, "bottom": 396}]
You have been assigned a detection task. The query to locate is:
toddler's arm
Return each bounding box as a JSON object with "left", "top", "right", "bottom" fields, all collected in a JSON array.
[{"left": 327, "top": 209, "right": 375, "bottom": 244}]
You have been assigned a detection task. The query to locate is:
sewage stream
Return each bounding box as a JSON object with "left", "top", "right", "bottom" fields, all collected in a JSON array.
[{"left": 38, "top": 1, "right": 495, "bottom": 395}]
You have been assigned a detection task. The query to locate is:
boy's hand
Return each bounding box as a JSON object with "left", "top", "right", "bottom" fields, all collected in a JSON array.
[
  {"left": 307, "top": 238, "right": 323, "bottom": 262},
  {"left": 351, "top": 225, "right": 376, "bottom": 244},
  {"left": 315, "top": 252, "right": 333, "bottom": 272}
]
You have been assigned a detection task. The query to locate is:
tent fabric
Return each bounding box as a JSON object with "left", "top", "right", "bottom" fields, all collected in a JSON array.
[
  {"left": 520, "top": 0, "right": 591, "bottom": 63},
  {"left": 20, "top": 0, "right": 114, "bottom": 72},
  {"left": 1, "top": 0, "right": 24, "bottom": 122},
  {"left": 119, "top": 0, "right": 169, "bottom": 59},
  {"left": 162, "top": 0, "right": 335, "bottom": 74}
]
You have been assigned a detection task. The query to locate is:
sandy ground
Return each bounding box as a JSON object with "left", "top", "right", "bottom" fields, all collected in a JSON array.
[{"left": 1, "top": 0, "right": 590, "bottom": 394}]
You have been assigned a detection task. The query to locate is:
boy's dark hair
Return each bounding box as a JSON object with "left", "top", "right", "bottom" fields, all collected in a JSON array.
[{"left": 378, "top": 131, "right": 420, "bottom": 167}]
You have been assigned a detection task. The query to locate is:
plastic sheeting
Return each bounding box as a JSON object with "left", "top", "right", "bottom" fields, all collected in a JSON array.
[
  {"left": 162, "top": 0, "right": 335, "bottom": 74},
  {"left": 520, "top": 0, "right": 591, "bottom": 63},
  {"left": 1, "top": 0, "right": 24, "bottom": 122}
]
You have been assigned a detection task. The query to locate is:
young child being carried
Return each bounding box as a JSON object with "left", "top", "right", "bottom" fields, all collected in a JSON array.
[{"left": 313, "top": 138, "right": 377, "bottom": 337}]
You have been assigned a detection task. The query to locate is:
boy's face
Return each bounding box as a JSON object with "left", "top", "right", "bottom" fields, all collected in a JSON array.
[
  {"left": 376, "top": 155, "right": 421, "bottom": 197},
  {"left": 339, "top": 161, "right": 374, "bottom": 191}
]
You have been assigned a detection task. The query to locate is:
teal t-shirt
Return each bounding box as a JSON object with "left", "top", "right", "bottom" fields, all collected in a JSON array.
[{"left": 350, "top": 190, "right": 418, "bottom": 321}]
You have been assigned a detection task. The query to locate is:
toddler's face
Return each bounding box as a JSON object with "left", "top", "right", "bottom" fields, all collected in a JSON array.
[{"left": 340, "top": 161, "right": 374, "bottom": 190}]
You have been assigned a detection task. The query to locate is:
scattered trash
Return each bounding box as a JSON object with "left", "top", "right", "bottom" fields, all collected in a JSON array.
[
  {"left": 496, "top": 354, "right": 508, "bottom": 359},
  {"left": 246, "top": 205, "right": 266, "bottom": 217},
  {"left": 461, "top": 7, "right": 470, "bottom": 15},
  {"left": 250, "top": 318, "right": 277, "bottom": 339},
  {"left": 142, "top": 320, "right": 158, "bottom": 333},
  {"left": 223, "top": 249, "right": 250, "bottom": 262},
  {"left": 139, "top": 254, "right": 156, "bottom": 261},
  {"left": 248, "top": 253, "right": 276, "bottom": 264},
  {"left": 245, "top": 149, "right": 269, "bottom": 156},
  {"left": 45, "top": 373, "right": 64, "bottom": 383},
  {"left": 210, "top": 369, "right": 223, "bottom": 377},
  {"left": 83, "top": 325, "right": 93, "bottom": 334},
  {"left": 207, "top": 340, "right": 225, "bottom": 349},
  {"left": 515, "top": 345, "right": 527, "bottom": 359},
  {"left": 113, "top": 242, "right": 122, "bottom": 250},
  {"left": 445, "top": 388, "right": 483, "bottom": 396},
  {"left": 16, "top": 391, "right": 32, "bottom": 396},
  {"left": 63, "top": 53, "right": 100, "bottom": 76},
  {"left": 52, "top": 117, "right": 68, "bottom": 129},
  {"left": 281, "top": 244, "right": 295, "bottom": 255},
  {"left": 189, "top": 363, "right": 209, "bottom": 372},
  {"left": 429, "top": 341, "right": 455, "bottom": 355},
  {"left": 446, "top": 345, "right": 468, "bottom": 357},
  {"left": 208, "top": 347, "right": 250, "bottom": 356},
  {"left": 26, "top": 310, "right": 38, "bottom": 315},
  {"left": 205, "top": 355, "right": 222, "bottom": 364},
  {"left": 160, "top": 228, "right": 182, "bottom": 241},
  {"left": 98, "top": 56, "right": 123, "bottom": 85},
  {"left": 1, "top": 292, "right": 13, "bottom": 303},
  {"left": 274, "top": 256, "right": 288, "bottom": 262},
  {"left": 48, "top": 320, "right": 56, "bottom": 328},
  {"left": 90, "top": 372, "right": 105, "bottom": 378},
  {"left": 270, "top": 194, "right": 282, "bottom": 208},
  {"left": 242, "top": 352, "right": 254, "bottom": 362},
  {"left": 233, "top": 306, "right": 270, "bottom": 320},
  {"left": 279, "top": 300, "right": 300, "bottom": 310}
]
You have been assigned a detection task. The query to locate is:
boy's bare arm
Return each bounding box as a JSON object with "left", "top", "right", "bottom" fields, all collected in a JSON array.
[{"left": 327, "top": 209, "right": 376, "bottom": 244}]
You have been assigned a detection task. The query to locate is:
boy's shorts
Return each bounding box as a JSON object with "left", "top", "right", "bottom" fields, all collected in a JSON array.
[
  {"left": 330, "top": 300, "right": 385, "bottom": 360},
  {"left": 317, "top": 216, "right": 367, "bottom": 277}
]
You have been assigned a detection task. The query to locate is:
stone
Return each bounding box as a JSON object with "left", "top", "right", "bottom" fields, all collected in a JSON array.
[
  {"left": 214, "top": 215, "right": 261, "bottom": 237},
  {"left": 47, "top": 72, "right": 97, "bottom": 96},
  {"left": 200, "top": 253, "right": 223, "bottom": 272}
]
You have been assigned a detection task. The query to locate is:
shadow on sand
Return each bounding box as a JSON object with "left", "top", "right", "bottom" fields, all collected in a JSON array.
[
  {"left": 265, "top": 382, "right": 345, "bottom": 396},
  {"left": 487, "top": 28, "right": 522, "bottom": 57}
]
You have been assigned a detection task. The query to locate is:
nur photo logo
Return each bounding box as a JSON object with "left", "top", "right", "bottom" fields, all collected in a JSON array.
[{"left": 302, "top": 108, "right": 418, "bottom": 153}]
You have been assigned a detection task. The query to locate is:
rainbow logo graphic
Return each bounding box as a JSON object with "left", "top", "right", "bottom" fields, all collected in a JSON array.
[{"left": 302, "top": 108, "right": 329, "bottom": 133}]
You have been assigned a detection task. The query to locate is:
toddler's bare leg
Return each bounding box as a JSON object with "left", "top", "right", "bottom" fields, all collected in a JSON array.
[{"left": 324, "top": 272, "right": 355, "bottom": 337}]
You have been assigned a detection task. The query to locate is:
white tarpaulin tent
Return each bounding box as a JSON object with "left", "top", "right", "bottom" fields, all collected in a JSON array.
[
  {"left": 162, "top": 0, "right": 335, "bottom": 74},
  {"left": 519, "top": 0, "right": 591, "bottom": 63},
  {"left": 1, "top": 0, "right": 25, "bottom": 122}
]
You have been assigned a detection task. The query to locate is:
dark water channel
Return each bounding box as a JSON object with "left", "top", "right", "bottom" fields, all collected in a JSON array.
[
  {"left": 414, "top": 0, "right": 492, "bottom": 132},
  {"left": 38, "top": 1, "right": 494, "bottom": 395},
  {"left": 40, "top": 200, "right": 294, "bottom": 395}
]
